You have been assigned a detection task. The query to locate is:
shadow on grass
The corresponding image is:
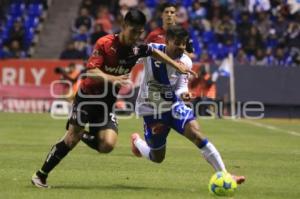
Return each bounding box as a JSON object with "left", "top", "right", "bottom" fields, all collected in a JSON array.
[{"left": 50, "top": 184, "right": 188, "bottom": 192}]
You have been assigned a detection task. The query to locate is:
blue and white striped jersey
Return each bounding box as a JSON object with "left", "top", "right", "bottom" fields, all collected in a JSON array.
[{"left": 135, "top": 43, "right": 193, "bottom": 116}]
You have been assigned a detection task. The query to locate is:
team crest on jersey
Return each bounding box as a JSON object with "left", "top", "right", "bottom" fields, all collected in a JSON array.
[
  {"left": 133, "top": 46, "right": 139, "bottom": 55},
  {"left": 92, "top": 49, "right": 102, "bottom": 57}
]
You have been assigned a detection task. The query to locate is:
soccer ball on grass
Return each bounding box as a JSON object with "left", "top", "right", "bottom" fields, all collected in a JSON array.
[{"left": 208, "top": 171, "right": 237, "bottom": 196}]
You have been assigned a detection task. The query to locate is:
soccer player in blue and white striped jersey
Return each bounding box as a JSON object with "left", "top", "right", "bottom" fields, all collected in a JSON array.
[{"left": 131, "top": 25, "right": 245, "bottom": 185}]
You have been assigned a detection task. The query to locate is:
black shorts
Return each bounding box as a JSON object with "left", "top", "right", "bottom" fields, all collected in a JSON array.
[{"left": 66, "top": 92, "right": 118, "bottom": 134}]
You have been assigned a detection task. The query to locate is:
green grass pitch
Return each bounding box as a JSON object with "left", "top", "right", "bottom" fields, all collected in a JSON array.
[{"left": 0, "top": 112, "right": 299, "bottom": 199}]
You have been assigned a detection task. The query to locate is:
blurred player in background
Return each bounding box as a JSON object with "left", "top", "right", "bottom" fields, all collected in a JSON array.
[
  {"left": 31, "top": 9, "right": 194, "bottom": 188},
  {"left": 189, "top": 64, "right": 217, "bottom": 116},
  {"left": 145, "top": 2, "right": 195, "bottom": 59},
  {"left": 54, "top": 62, "right": 84, "bottom": 101},
  {"left": 131, "top": 25, "right": 245, "bottom": 185}
]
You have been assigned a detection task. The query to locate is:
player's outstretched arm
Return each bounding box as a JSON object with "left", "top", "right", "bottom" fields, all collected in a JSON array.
[
  {"left": 151, "top": 49, "right": 197, "bottom": 77},
  {"left": 86, "top": 68, "right": 129, "bottom": 85}
]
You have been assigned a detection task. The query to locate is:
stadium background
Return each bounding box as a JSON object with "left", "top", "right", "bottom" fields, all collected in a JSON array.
[{"left": 0, "top": 0, "right": 299, "bottom": 199}]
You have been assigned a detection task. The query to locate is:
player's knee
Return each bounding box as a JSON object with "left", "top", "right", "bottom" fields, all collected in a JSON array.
[
  {"left": 98, "top": 141, "right": 115, "bottom": 153},
  {"left": 150, "top": 152, "right": 165, "bottom": 163},
  {"left": 151, "top": 156, "right": 165, "bottom": 163}
]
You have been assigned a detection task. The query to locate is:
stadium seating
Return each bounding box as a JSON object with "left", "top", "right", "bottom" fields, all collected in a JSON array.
[{"left": 0, "top": 0, "right": 47, "bottom": 58}]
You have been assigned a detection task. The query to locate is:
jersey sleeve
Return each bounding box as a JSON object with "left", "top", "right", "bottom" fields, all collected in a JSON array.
[
  {"left": 136, "top": 43, "right": 153, "bottom": 57},
  {"left": 145, "top": 32, "right": 154, "bottom": 43},
  {"left": 86, "top": 41, "right": 105, "bottom": 69},
  {"left": 175, "top": 56, "right": 193, "bottom": 96}
]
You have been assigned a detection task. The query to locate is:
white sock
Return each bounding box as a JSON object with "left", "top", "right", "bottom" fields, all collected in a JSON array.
[
  {"left": 201, "top": 142, "right": 227, "bottom": 172},
  {"left": 134, "top": 138, "right": 150, "bottom": 159}
]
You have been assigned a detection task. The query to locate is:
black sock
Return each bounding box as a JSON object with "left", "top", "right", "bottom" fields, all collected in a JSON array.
[
  {"left": 40, "top": 140, "right": 71, "bottom": 175},
  {"left": 81, "top": 131, "right": 99, "bottom": 152}
]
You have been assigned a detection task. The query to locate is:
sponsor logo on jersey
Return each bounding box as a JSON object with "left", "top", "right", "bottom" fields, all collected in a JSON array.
[
  {"left": 104, "top": 65, "right": 130, "bottom": 74},
  {"left": 92, "top": 49, "right": 102, "bottom": 57}
]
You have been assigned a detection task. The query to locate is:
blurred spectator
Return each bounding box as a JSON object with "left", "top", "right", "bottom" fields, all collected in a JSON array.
[
  {"left": 266, "top": 28, "right": 279, "bottom": 49},
  {"left": 215, "top": 13, "right": 236, "bottom": 43},
  {"left": 207, "top": 0, "right": 226, "bottom": 20},
  {"left": 286, "top": 0, "right": 300, "bottom": 14},
  {"left": 3, "top": 40, "right": 26, "bottom": 58},
  {"left": 176, "top": 6, "right": 189, "bottom": 28},
  {"left": 62, "top": 0, "right": 299, "bottom": 66},
  {"left": 90, "top": 24, "right": 107, "bottom": 45},
  {"left": 235, "top": 49, "right": 248, "bottom": 64},
  {"left": 252, "top": 48, "right": 267, "bottom": 66},
  {"left": 111, "top": 13, "right": 123, "bottom": 33},
  {"left": 74, "top": 7, "right": 93, "bottom": 31},
  {"left": 54, "top": 62, "right": 83, "bottom": 101},
  {"left": 236, "top": 12, "right": 252, "bottom": 42},
  {"left": 0, "top": 0, "right": 9, "bottom": 22},
  {"left": 273, "top": 14, "right": 289, "bottom": 43},
  {"left": 60, "top": 41, "right": 85, "bottom": 60},
  {"left": 189, "top": 64, "right": 217, "bottom": 116},
  {"left": 255, "top": 11, "right": 272, "bottom": 40},
  {"left": 290, "top": 48, "right": 300, "bottom": 67},
  {"left": 273, "top": 47, "right": 292, "bottom": 66},
  {"left": 248, "top": 0, "right": 271, "bottom": 13},
  {"left": 119, "top": 0, "right": 138, "bottom": 8},
  {"left": 286, "top": 22, "right": 300, "bottom": 48},
  {"left": 94, "top": 6, "right": 113, "bottom": 33},
  {"left": 138, "top": 0, "right": 152, "bottom": 23},
  {"left": 7, "top": 20, "right": 25, "bottom": 49},
  {"left": 243, "top": 25, "right": 263, "bottom": 56},
  {"left": 73, "top": 25, "right": 90, "bottom": 43},
  {"left": 119, "top": 0, "right": 138, "bottom": 17},
  {"left": 80, "top": 0, "right": 97, "bottom": 17},
  {"left": 72, "top": 25, "right": 90, "bottom": 58},
  {"left": 190, "top": 1, "right": 207, "bottom": 20}
]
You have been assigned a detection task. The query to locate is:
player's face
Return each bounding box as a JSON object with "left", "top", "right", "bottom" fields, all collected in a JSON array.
[
  {"left": 167, "top": 38, "right": 186, "bottom": 57},
  {"left": 122, "top": 24, "right": 145, "bottom": 45},
  {"left": 162, "top": 7, "right": 177, "bottom": 26}
]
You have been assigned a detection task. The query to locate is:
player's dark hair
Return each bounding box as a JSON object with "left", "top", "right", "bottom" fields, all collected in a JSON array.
[
  {"left": 166, "top": 25, "right": 189, "bottom": 41},
  {"left": 159, "top": 2, "right": 178, "bottom": 12},
  {"left": 124, "top": 9, "right": 146, "bottom": 27}
]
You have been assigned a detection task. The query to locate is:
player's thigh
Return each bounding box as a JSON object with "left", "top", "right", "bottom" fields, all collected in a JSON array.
[{"left": 183, "top": 120, "right": 206, "bottom": 145}]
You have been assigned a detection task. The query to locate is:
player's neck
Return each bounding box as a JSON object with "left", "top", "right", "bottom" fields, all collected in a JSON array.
[
  {"left": 118, "top": 32, "right": 130, "bottom": 46},
  {"left": 162, "top": 23, "right": 175, "bottom": 31}
]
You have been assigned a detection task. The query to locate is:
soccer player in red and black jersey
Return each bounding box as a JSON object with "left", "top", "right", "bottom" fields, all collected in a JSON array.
[
  {"left": 145, "top": 2, "right": 195, "bottom": 59},
  {"left": 31, "top": 9, "right": 196, "bottom": 188}
]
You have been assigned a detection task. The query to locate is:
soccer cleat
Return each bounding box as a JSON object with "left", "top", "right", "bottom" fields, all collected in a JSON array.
[
  {"left": 231, "top": 174, "right": 246, "bottom": 185},
  {"left": 131, "top": 133, "right": 142, "bottom": 157},
  {"left": 31, "top": 173, "right": 49, "bottom": 188}
]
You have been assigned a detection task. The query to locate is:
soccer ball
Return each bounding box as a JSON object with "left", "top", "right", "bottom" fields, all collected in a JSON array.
[{"left": 208, "top": 171, "right": 237, "bottom": 196}]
